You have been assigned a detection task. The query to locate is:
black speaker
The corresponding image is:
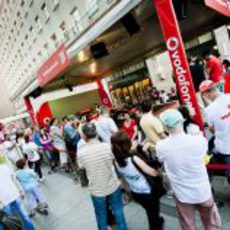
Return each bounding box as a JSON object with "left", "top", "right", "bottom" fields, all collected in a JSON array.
[
  {"left": 29, "top": 87, "right": 43, "bottom": 98},
  {"left": 66, "top": 84, "right": 73, "bottom": 92},
  {"left": 90, "top": 42, "right": 109, "bottom": 59},
  {"left": 121, "top": 12, "right": 140, "bottom": 36},
  {"left": 173, "top": 0, "right": 187, "bottom": 20}
]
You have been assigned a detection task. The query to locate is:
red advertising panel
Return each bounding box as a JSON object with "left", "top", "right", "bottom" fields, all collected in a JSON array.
[
  {"left": 24, "top": 97, "right": 37, "bottom": 125},
  {"left": 153, "top": 0, "right": 204, "bottom": 130},
  {"left": 97, "top": 79, "right": 112, "bottom": 108},
  {"left": 205, "top": 0, "right": 230, "bottom": 17},
  {"left": 37, "top": 44, "right": 70, "bottom": 87}
]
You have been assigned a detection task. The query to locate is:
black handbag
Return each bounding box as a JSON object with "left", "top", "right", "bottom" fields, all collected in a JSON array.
[
  {"left": 78, "top": 167, "right": 89, "bottom": 187},
  {"left": 131, "top": 156, "right": 166, "bottom": 198},
  {"left": 0, "top": 211, "right": 23, "bottom": 230}
]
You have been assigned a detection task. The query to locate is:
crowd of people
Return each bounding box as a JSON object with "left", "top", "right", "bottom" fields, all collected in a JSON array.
[{"left": 0, "top": 50, "right": 230, "bottom": 230}]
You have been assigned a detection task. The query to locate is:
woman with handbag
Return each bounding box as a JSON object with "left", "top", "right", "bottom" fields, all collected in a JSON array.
[
  {"left": 39, "top": 127, "right": 59, "bottom": 172},
  {"left": 111, "top": 131, "right": 164, "bottom": 230}
]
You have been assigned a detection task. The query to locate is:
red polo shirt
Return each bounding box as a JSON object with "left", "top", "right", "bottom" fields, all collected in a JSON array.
[{"left": 207, "top": 56, "right": 222, "bottom": 83}]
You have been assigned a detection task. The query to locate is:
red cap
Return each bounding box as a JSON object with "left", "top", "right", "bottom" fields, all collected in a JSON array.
[{"left": 199, "top": 80, "right": 215, "bottom": 93}]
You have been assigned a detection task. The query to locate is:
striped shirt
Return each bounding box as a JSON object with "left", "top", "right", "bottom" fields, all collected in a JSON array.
[{"left": 78, "top": 139, "right": 120, "bottom": 197}]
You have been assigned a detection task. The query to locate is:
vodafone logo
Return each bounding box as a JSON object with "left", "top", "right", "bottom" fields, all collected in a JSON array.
[
  {"left": 59, "top": 51, "right": 66, "bottom": 64},
  {"left": 103, "top": 98, "right": 108, "bottom": 104},
  {"left": 166, "top": 37, "right": 179, "bottom": 51},
  {"left": 167, "top": 36, "right": 196, "bottom": 116},
  {"left": 44, "top": 117, "right": 51, "bottom": 125}
]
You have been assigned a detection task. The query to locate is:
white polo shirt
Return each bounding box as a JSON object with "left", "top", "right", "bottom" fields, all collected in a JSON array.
[
  {"left": 156, "top": 133, "right": 212, "bottom": 204},
  {"left": 95, "top": 116, "right": 118, "bottom": 143},
  {"left": 205, "top": 94, "right": 230, "bottom": 155}
]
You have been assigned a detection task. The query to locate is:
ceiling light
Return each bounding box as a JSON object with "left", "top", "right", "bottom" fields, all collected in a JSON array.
[
  {"left": 78, "top": 50, "right": 86, "bottom": 62},
  {"left": 90, "top": 62, "right": 97, "bottom": 74}
]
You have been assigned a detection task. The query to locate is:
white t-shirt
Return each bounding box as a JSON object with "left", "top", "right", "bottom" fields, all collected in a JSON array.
[
  {"left": 23, "top": 142, "right": 40, "bottom": 162},
  {"left": 0, "top": 164, "right": 20, "bottom": 206},
  {"left": 95, "top": 116, "right": 118, "bottom": 143},
  {"left": 205, "top": 94, "right": 230, "bottom": 155},
  {"left": 4, "top": 141, "right": 21, "bottom": 164},
  {"left": 156, "top": 133, "right": 212, "bottom": 204}
]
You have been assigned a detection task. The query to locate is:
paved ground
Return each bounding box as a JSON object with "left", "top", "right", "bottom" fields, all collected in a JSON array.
[{"left": 32, "top": 169, "right": 230, "bottom": 230}]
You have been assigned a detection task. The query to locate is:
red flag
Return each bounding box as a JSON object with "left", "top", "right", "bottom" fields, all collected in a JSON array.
[
  {"left": 36, "top": 102, "right": 53, "bottom": 127},
  {"left": 153, "top": 0, "right": 204, "bottom": 131},
  {"left": 24, "top": 97, "right": 37, "bottom": 125},
  {"left": 97, "top": 79, "right": 112, "bottom": 108}
]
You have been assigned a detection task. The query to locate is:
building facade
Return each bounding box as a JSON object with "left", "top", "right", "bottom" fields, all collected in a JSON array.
[
  {"left": 1, "top": 0, "right": 229, "bottom": 118},
  {"left": 1, "top": 0, "right": 133, "bottom": 115}
]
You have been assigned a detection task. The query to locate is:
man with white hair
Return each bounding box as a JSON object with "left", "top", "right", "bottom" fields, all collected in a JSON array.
[
  {"left": 200, "top": 80, "right": 230, "bottom": 184},
  {"left": 156, "top": 109, "right": 221, "bottom": 230},
  {"left": 95, "top": 106, "right": 118, "bottom": 143}
]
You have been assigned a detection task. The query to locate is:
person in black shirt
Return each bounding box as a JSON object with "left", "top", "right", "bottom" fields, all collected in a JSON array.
[{"left": 188, "top": 57, "right": 206, "bottom": 92}]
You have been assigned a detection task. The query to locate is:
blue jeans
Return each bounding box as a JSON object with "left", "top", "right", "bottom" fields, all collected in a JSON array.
[
  {"left": 3, "top": 199, "right": 35, "bottom": 230},
  {"left": 91, "top": 188, "right": 127, "bottom": 230},
  {"left": 0, "top": 223, "right": 6, "bottom": 230}
]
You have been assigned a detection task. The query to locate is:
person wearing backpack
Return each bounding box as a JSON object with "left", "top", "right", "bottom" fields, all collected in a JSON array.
[{"left": 111, "top": 131, "right": 164, "bottom": 230}]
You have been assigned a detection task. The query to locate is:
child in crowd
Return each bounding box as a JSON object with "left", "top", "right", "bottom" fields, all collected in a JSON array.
[
  {"left": 15, "top": 158, "right": 48, "bottom": 217},
  {"left": 23, "top": 135, "right": 44, "bottom": 181}
]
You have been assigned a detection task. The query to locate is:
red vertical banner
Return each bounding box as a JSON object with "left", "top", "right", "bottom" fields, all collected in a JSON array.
[
  {"left": 24, "top": 97, "right": 37, "bottom": 125},
  {"left": 153, "top": 0, "right": 204, "bottom": 130},
  {"left": 36, "top": 102, "right": 53, "bottom": 128},
  {"left": 97, "top": 79, "right": 112, "bottom": 108}
]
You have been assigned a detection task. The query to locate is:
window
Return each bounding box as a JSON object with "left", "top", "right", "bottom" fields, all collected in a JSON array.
[
  {"left": 41, "top": 3, "right": 50, "bottom": 23},
  {"left": 35, "top": 16, "right": 42, "bottom": 33},
  {"left": 24, "top": 11, "right": 28, "bottom": 18},
  {"left": 52, "top": 0, "right": 59, "bottom": 10},
  {"left": 29, "top": 0, "right": 33, "bottom": 7},
  {"left": 71, "top": 7, "right": 83, "bottom": 32},
  {"left": 25, "top": 34, "right": 28, "bottom": 40},
  {"left": 51, "top": 33, "right": 58, "bottom": 47},
  {"left": 20, "top": 0, "right": 25, "bottom": 7},
  {"left": 86, "top": 0, "right": 98, "bottom": 17},
  {"left": 59, "top": 21, "right": 66, "bottom": 32},
  {"left": 30, "top": 26, "right": 36, "bottom": 41},
  {"left": 44, "top": 43, "right": 48, "bottom": 49}
]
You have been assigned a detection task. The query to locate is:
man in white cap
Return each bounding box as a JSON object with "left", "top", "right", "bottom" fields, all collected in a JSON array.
[
  {"left": 200, "top": 80, "right": 230, "bottom": 184},
  {"left": 156, "top": 109, "right": 221, "bottom": 230}
]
